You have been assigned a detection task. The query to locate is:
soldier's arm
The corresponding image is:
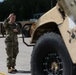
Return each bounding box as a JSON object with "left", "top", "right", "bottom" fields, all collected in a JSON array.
[
  {"left": 3, "top": 18, "right": 9, "bottom": 28},
  {"left": 3, "top": 13, "right": 14, "bottom": 27}
]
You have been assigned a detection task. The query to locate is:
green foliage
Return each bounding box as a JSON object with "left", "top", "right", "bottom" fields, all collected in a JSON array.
[{"left": 0, "top": 0, "right": 57, "bottom": 21}]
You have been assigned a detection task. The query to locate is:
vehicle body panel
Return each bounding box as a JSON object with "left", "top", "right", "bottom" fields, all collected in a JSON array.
[
  {"left": 58, "top": 0, "right": 76, "bottom": 22},
  {"left": 58, "top": 16, "right": 76, "bottom": 63},
  {"left": 30, "top": 4, "right": 76, "bottom": 63}
]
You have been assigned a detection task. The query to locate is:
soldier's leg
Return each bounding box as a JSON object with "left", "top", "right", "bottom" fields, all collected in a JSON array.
[
  {"left": 12, "top": 41, "right": 19, "bottom": 68},
  {"left": 5, "top": 42, "right": 13, "bottom": 69}
]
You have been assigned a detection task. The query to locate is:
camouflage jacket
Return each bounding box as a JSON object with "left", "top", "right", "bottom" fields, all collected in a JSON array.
[{"left": 3, "top": 18, "right": 20, "bottom": 42}]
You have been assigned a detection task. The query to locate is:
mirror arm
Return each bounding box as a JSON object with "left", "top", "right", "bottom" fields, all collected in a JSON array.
[{"left": 22, "top": 34, "right": 35, "bottom": 47}]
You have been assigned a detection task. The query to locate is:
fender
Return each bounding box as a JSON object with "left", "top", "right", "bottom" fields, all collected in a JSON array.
[{"left": 31, "top": 5, "right": 64, "bottom": 43}]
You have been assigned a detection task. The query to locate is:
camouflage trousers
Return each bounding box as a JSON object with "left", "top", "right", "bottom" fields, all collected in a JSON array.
[{"left": 5, "top": 41, "right": 19, "bottom": 68}]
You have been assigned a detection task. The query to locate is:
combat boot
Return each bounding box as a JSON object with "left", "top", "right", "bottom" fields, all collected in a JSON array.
[
  {"left": 8, "top": 67, "right": 16, "bottom": 73},
  {"left": 12, "top": 66, "right": 18, "bottom": 72},
  {"left": 8, "top": 68, "right": 12, "bottom": 73}
]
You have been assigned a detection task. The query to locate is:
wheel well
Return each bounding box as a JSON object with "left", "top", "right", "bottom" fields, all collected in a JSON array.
[{"left": 32, "top": 22, "right": 61, "bottom": 43}]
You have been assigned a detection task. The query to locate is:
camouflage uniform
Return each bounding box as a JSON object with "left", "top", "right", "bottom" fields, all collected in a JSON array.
[{"left": 3, "top": 18, "right": 20, "bottom": 68}]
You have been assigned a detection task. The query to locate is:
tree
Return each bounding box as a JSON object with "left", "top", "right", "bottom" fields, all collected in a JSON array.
[{"left": 0, "top": 0, "right": 57, "bottom": 21}]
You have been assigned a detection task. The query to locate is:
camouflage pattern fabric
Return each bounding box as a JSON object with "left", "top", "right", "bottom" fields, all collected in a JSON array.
[{"left": 3, "top": 18, "right": 19, "bottom": 67}]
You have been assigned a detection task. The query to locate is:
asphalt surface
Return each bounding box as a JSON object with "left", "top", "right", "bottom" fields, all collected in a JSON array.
[{"left": 0, "top": 35, "right": 33, "bottom": 75}]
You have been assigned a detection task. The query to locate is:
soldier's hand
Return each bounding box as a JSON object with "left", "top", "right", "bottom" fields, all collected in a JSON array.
[
  {"left": 13, "top": 29, "right": 18, "bottom": 33},
  {"left": 8, "top": 13, "right": 14, "bottom": 19}
]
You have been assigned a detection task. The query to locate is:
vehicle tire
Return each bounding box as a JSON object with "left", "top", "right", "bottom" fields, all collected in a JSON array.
[{"left": 31, "top": 32, "right": 73, "bottom": 75}]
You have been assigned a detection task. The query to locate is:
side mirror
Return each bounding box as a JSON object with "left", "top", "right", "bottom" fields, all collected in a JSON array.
[
  {"left": 22, "top": 23, "right": 34, "bottom": 46},
  {"left": 22, "top": 24, "right": 32, "bottom": 37}
]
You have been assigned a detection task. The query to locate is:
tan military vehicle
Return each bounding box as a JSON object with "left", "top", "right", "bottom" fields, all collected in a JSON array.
[{"left": 22, "top": 0, "right": 76, "bottom": 75}]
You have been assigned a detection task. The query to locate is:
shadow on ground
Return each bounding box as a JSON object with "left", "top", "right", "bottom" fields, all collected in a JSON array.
[{"left": 17, "top": 70, "right": 31, "bottom": 74}]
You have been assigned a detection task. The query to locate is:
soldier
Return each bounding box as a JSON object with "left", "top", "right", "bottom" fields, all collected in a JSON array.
[{"left": 3, "top": 13, "right": 20, "bottom": 73}]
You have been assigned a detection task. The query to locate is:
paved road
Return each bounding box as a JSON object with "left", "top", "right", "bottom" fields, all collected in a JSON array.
[{"left": 0, "top": 36, "right": 33, "bottom": 75}]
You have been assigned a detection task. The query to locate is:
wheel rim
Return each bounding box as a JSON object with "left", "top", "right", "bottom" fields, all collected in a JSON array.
[{"left": 43, "top": 52, "right": 63, "bottom": 75}]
